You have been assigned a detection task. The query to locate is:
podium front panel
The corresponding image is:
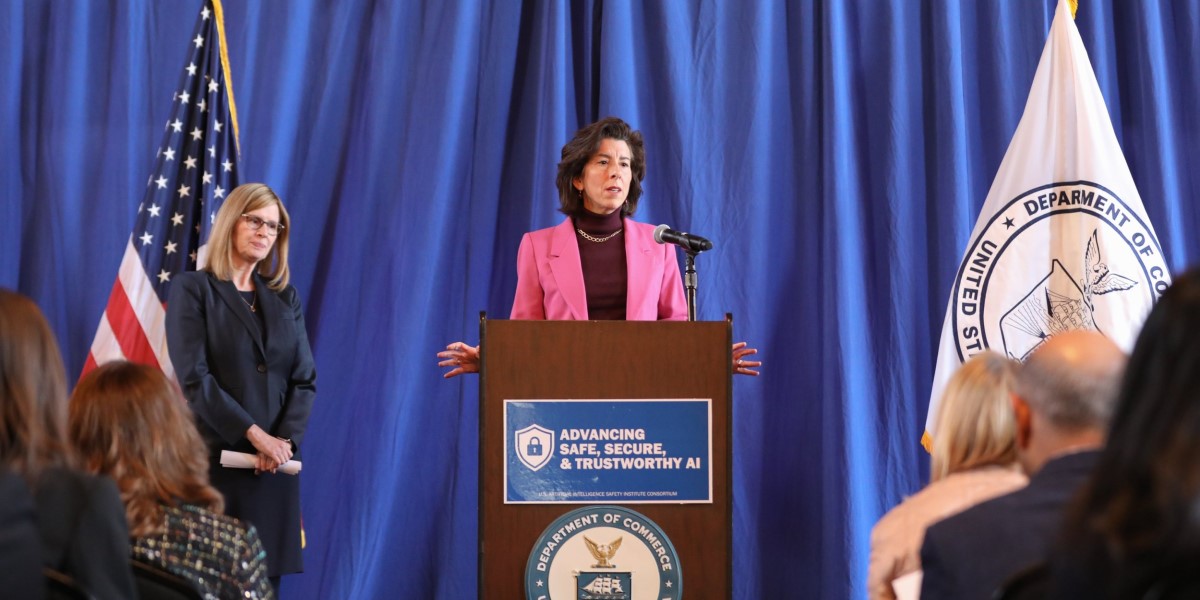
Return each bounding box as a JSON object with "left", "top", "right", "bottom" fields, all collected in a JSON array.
[{"left": 479, "top": 319, "right": 732, "bottom": 599}]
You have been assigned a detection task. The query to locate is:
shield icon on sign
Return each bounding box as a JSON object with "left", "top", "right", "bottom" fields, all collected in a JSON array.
[{"left": 515, "top": 424, "right": 554, "bottom": 472}]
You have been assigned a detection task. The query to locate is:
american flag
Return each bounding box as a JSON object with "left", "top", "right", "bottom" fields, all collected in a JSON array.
[{"left": 83, "top": 0, "right": 240, "bottom": 378}]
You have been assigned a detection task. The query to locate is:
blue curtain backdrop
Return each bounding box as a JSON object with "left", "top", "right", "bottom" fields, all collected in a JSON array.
[{"left": 4, "top": 1, "right": 1200, "bottom": 598}]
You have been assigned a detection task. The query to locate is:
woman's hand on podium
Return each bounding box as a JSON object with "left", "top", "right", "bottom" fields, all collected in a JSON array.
[
  {"left": 438, "top": 342, "right": 480, "bottom": 378},
  {"left": 733, "top": 341, "right": 761, "bottom": 376}
]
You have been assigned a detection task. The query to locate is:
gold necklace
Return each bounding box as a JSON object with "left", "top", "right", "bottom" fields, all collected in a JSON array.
[
  {"left": 239, "top": 291, "right": 257, "bottom": 313},
  {"left": 576, "top": 228, "right": 623, "bottom": 243}
]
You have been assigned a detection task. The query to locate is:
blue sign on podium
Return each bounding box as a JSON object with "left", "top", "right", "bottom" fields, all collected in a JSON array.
[{"left": 504, "top": 399, "right": 712, "bottom": 504}]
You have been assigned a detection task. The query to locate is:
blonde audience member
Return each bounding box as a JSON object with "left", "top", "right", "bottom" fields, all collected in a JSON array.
[
  {"left": 70, "top": 361, "right": 274, "bottom": 600},
  {"left": 867, "top": 351, "right": 1027, "bottom": 599}
]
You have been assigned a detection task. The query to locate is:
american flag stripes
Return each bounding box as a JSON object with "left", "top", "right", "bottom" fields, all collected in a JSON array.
[{"left": 83, "top": 0, "right": 241, "bottom": 378}]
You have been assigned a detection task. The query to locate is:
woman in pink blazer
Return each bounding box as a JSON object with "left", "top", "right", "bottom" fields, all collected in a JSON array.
[{"left": 439, "top": 117, "right": 759, "bottom": 376}]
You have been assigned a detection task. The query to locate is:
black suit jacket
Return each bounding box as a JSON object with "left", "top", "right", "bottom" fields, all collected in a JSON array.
[
  {"left": 166, "top": 270, "right": 317, "bottom": 457},
  {"left": 34, "top": 468, "right": 136, "bottom": 600},
  {"left": 0, "top": 469, "right": 41, "bottom": 600},
  {"left": 919, "top": 450, "right": 1100, "bottom": 600}
]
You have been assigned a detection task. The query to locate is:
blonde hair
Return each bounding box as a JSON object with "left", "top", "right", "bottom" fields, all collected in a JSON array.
[
  {"left": 204, "top": 183, "right": 291, "bottom": 290},
  {"left": 930, "top": 351, "right": 1019, "bottom": 481},
  {"left": 69, "top": 361, "right": 223, "bottom": 537}
]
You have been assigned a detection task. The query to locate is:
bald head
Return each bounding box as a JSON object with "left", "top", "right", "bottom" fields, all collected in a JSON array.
[{"left": 1014, "top": 330, "right": 1126, "bottom": 432}]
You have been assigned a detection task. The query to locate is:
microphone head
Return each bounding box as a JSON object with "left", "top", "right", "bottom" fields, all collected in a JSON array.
[{"left": 653, "top": 224, "right": 670, "bottom": 244}]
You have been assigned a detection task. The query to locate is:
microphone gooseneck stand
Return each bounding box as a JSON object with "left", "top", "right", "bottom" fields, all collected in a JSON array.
[{"left": 685, "top": 251, "right": 698, "bottom": 322}]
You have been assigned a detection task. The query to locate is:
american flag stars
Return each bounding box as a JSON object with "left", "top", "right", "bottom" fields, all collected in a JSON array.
[
  {"left": 84, "top": 0, "right": 241, "bottom": 379},
  {"left": 127, "top": 0, "right": 240, "bottom": 303}
]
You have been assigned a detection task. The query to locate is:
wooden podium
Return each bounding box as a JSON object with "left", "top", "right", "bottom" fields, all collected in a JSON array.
[{"left": 478, "top": 316, "right": 732, "bottom": 598}]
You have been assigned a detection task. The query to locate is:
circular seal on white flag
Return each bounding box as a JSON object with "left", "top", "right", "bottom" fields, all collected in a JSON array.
[{"left": 951, "top": 180, "right": 1168, "bottom": 362}]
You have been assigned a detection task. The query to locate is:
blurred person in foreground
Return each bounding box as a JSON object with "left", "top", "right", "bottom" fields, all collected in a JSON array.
[
  {"left": 1048, "top": 269, "right": 1200, "bottom": 598},
  {"left": 920, "top": 330, "right": 1125, "bottom": 600},
  {"left": 0, "top": 466, "right": 41, "bottom": 599},
  {"left": 868, "top": 351, "right": 1027, "bottom": 599},
  {"left": 71, "top": 360, "right": 274, "bottom": 600},
  {"left": 438, "top": 117, "right": 760, "bottom": 378},
  {"left": 0, "top": 288, "right": 134, "bottom": 599}
]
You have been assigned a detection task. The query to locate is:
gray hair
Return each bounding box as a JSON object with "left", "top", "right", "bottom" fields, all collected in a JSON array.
[{"left": 1013, "top": 341, "right": 1123, "bottom": 431}]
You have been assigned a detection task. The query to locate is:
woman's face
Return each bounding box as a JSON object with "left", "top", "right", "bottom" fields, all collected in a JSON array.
[
  {"left": 231, "top": 203, "right": 281, "bottom": 269},
  {"left": 574, "top": 138, "right": 632, "bottom": 215}
]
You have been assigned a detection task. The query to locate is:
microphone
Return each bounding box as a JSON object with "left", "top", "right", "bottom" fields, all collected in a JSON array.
[{"left": 653, "top": 224, "right": 713, "bottom": 253}]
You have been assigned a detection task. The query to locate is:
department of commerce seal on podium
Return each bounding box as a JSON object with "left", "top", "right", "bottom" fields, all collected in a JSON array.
[{"left": 525, "top": 505, "right": 682, "bottom": 599}]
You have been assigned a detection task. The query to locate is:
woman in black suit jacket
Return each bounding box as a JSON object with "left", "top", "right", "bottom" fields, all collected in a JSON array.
[
  {"left": 166, "top": 183, "right": 317, "bottom": 587},
  {"left": 0, "top": 289, "right": 135, "bottom": 600}
]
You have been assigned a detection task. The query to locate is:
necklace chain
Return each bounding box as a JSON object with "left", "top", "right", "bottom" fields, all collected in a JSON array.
[
  {"left": 239, "top": 291, "right": 257, "bottom": 313},
  {"left": 576, "top": 228, "right": 623, "bottom": 243}
]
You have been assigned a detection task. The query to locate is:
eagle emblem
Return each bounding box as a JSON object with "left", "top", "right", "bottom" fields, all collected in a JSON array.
[
  {"left": 584, "top": 535, "right": 623, "bottom": 569},
  {"left": 1081, "top": 229, "right": 1137, "bottom": 301},
  {"left": 999, "top": 229, "right": 1136, "bottom": 360}
]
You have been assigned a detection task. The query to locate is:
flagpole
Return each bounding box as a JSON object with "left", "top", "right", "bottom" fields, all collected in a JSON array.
[{"left": 210, "top": 0, "right": 240, "bottom": 156}]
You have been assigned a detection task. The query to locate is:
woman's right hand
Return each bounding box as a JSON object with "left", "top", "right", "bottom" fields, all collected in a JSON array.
[
  {"left": 246, "top": 424, "right": 292, "bottom": 473},
  {"left": 438, "top": 342, "right": 480, "bottom": 378}
]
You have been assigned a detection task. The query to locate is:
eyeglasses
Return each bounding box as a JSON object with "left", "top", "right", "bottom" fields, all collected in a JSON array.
[{"left": 240, "top": 213, "right": 285, "bottom": 236}]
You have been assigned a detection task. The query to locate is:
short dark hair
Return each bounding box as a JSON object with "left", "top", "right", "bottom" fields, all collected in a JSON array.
[{"left": 556, "top": 117, "right": 646, "bottom": 216}]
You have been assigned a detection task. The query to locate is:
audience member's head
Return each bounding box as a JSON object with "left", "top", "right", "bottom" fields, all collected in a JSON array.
[
  {"left": 69, "top": 361, "right": 222, "bottom": 537},
  {"left": 931, "top": 350, "right": 1020, "bottom": 482},
  {"left": 1010, "top": 329, "right": 1125, "bottom": 475},
  {"left": 1058, "top": 269, "right": 1200, "bottom": 596},
  {"left": 0, "top": 289, "right": 74, "bottom": 481}
]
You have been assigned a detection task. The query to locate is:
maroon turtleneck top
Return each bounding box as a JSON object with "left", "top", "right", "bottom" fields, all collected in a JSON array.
[{"left": 574, "top": 208, "right": 627, "bottom": 320}]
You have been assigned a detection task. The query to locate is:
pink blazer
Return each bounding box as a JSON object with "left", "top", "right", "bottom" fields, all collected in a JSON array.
[{"left": 510, "top": 217, "right": 687, "bottom": 321}]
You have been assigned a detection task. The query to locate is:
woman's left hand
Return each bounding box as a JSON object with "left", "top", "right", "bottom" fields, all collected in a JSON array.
[
  {"left": 732, "top": 341, "right": 761, "bottom": 376},
  {"left": 437, "top": 342, "right": 480, "bottom": 378}
]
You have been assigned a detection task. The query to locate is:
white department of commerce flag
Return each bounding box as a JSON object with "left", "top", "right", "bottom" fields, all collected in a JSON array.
[{"left": 924, "top": 0, "right": 1170, "bottom": 450}]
